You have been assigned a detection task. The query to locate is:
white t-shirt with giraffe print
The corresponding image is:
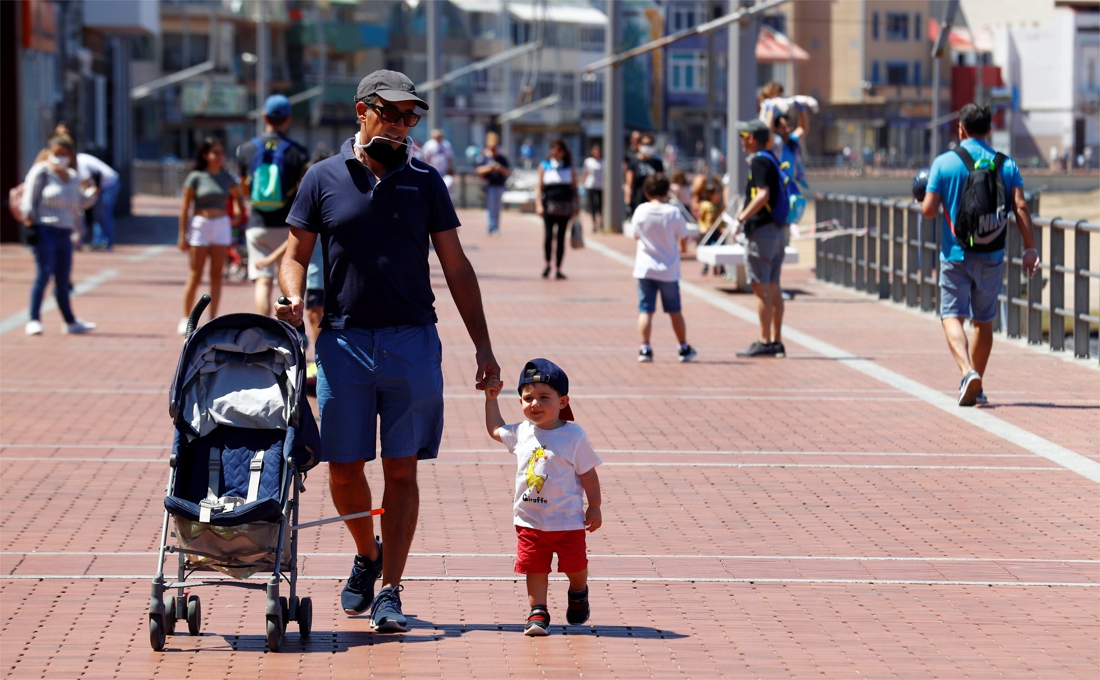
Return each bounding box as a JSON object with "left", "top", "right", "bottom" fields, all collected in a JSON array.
[{"left": 497, "top": 420, "right": 602, "bottom": 531}]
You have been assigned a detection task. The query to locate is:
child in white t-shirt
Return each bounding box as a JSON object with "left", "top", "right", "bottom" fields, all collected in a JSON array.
[
  {"left": 484, "top": 358, "right": 602, "bottom": 636},
  {"left": 631, "top": 173, "right": 696, "bottom": 364}
]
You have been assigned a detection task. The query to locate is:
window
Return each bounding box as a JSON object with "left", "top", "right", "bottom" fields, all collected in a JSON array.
[
  {"left": 872, "top": 12, "right": 879, "bottom": 40},
  {"left": 560, "top": 73, "right": 575, "bottom": 105},
  {"left": 913, "top": 61, "right": 921, "bottom": 85},
  {"left": 668, "top": 50, "right": 707, "bottom": 93},
  {"left": 885, "top": 13, "right": 909, "bottom": 41},
  {"left": 914, "top": 13, "right": 922, "bottom": 41},
  {"left": 886, "top": 62, "right": 908, "bottom": 85},
  {"left": 871, "top": 61, "right": 880, "bottom": 84},
  {"left": 672, "top": 2, "right": 702, "bottom": 31},
  {"left": 578, "top": 26, "right": 605, "bottom": 52},
  {"left": 581, "top": 74, "right": 603, "bottom": 109},
  {"left": 471, "top": 68, "right": 490, "bottom": 93}
]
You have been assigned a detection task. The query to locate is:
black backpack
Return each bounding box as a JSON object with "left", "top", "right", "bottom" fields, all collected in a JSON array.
[{"left": 950, "top": 147, "right": 1010, "bottom": 252}]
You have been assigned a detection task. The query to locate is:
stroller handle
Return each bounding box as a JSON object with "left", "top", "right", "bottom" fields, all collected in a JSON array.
[
  {"left": 277, "top": 296, "right": 308, "bottom": 334},
  {"left": 185, "top": 295, "right": 211, "bottom": 340}
]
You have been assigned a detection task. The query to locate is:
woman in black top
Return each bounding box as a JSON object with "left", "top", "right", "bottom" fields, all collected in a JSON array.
[{"left": 535, "top": 139, "right": 578, "bottom": 279}]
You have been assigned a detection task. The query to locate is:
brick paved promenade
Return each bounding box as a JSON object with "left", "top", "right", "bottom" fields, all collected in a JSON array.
[{"left": 1, "top": 208, "right": 1097, "bottom": 678}]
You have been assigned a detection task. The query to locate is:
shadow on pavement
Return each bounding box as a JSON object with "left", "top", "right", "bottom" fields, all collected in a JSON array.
[{"left": 116, "top": 215, "right": 178, "bottom": 245}]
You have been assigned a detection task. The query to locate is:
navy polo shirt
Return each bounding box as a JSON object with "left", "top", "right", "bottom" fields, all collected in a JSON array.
[{"left": 286, "top": 137, "right": 460, "bottom": 330}]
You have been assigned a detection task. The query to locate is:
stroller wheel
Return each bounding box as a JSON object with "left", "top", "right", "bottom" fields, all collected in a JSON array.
[
  {"left": 186, "top": 595, "right": 201, "bottom": 636},
  {"left": 297, "top": 597, "right": 313, "bottom": 638},
  {"left": 149, "top": 613, "right": 166, "bottom": 651},
  {"left": 280, "top": 596, "right": 289, "bottom": 634},
  {"left": 164, "top": 596, "right": 176, "bottom": 636},
  {"left": 266, "top": 615, "right": 283, "bottom": 652}
]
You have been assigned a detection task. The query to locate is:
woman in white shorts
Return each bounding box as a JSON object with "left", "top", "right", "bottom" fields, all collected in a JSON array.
[{"left": 177, "top": 137, "right": 245, "bottom": 334}]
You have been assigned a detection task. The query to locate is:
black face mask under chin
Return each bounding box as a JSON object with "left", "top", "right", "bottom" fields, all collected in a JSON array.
[{"left": 356, "top": 134, "right": 408, "bottom": 169}]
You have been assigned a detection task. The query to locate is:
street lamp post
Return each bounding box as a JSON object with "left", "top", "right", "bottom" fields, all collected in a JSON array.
[{"left": 602, "top": 0, "right": 624, "bottom": 233}]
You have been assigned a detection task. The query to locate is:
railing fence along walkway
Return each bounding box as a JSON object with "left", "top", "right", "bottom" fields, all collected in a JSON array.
[{"left": 814, "top": 193, "right": 1099, "bottom": 365}]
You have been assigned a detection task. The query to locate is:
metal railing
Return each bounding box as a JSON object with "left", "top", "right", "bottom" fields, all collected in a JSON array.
[{"left": 814, "top": 193, "right": 1099, "bottom": 364}]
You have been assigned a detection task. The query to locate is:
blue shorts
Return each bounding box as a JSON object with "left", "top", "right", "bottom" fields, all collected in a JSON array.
[
  {"left": 637, "top": 278, "right": 682, "bottom": 314},
  {"left": 939, "top": 254, "right": 1004, "bottom": 323},
  {"left": 315, "top": 325, "right": 444, "bottom": 463}
]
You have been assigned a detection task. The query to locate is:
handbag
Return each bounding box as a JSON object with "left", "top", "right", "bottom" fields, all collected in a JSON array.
[{"left": 570, "top": 218, "right": 585, "bottom": 249}]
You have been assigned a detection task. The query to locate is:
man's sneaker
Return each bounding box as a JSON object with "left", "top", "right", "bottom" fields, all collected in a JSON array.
[
  {"left": 737, "top": 341, "right": 775, "bottom": 357},
  {"left": 370, "top": 585, "right": 407, "bottom": 632},
  {"left": 25, "top": 320, "right": 43, "bottom": 336},
  {"left": 341, "top": 539, "right": 383, "bottom": 615},
  {"left": 769, "top": 342, "right": 786, "bottom": 358},
  {"left": 678, "top": 345, "right": 697, "bottom": 363},
  {"left": 958, "top": 370, "right": 982, "bottom": 407},
  {"left": 638, "top": 347, "right": 654, "bottom": 363},
  {"left": 565, "top": 587, "right": 590, "bottom": 625},
  {"left": 975, "top": 389, "right": 988, "bottom": 406},
  {"left": 525, "top": 605, "right": 550, "bottom": 636},
  {"left": 63, "top": 319, "right": 96, "bottom": 334}
]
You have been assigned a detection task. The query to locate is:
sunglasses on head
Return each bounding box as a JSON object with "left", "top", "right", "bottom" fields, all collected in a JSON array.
[{"left": 364, "top": 102, "right": 421, "bottom": 127}]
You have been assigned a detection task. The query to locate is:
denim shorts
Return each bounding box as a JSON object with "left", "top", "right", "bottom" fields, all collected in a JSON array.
[
  {"left": 637, "top": 278, "right": 682, "bottom": 313},
  {"left": 745, "top": 224, "right": 785, "bottom": 284},
  {"left": 939, "top": 254, "right": 1004, "bottom": 323},
  {"left": 315, "top": 325, "right": 444, "bottom": 463}
]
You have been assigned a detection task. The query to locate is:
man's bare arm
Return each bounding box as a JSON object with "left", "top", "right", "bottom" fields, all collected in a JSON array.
[
  {"left": 274, "top": 227, "right": 316, "bottom": 326},
  {"left": 921, "top": 192, "right": 942, "bottom": 219},
  {"left": 1011, "top": 186, "right": 1039, "bottom": 275},
  {"left": 430, "top": 228, "right": 500, "bottom": 390}
]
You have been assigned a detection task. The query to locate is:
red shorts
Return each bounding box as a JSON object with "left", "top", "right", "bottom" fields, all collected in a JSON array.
[{"left": 514, "top": 526, "right": 588, "bottom": 574}]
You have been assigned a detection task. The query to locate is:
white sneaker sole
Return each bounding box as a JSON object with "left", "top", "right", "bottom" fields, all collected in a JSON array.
[
  {"left": 524, "top": 625, "right": 549, "bottom": 636},
  {"left": 958, "top": 374, "right": 983, "bottom": 407},
  {"left": 372, "top": 618, "right": 407, "bottom": 633}
]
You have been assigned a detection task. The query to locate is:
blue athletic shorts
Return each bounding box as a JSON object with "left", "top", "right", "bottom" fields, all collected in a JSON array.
[
  {"left": 939, "top": 254, "right": 1004, "bottom": 323},
  {"left": 637, "top": 278, "right": 682, "bottom": 314},
  {"left": 315, "top": 325, "right": 444, "bottom": 463}
]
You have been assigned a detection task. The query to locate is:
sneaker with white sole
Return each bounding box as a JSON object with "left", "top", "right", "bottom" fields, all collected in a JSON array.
[
  {"left": 958, "top": 370, "right": 982, "bottom": 407},
  {"left": 525, "top": 606, "right": 550, "bottom": 636},
  {"left": 370, "top": 585, "right": 407, "bottom": 632},
  {"left": 678, "top": 345, "right": 697, "bottom": 363},
  {"left": 638, "top": 347, "right": 654, "bottom": 363},
  {"left": 975, "top": 389, "right": 988, "bottom": 406},
  {"left": 25, "top": 320, "right": 43, "bottom": 336},
  {"left": 64, "top": 319, "right": 96, "bottom": 334}
]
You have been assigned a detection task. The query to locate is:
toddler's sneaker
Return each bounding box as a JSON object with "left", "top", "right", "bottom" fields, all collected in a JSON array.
[
  {"left": 25, "top": 320, "right": 43, "bottom": 336},
  {"left": 341, "top": 538, "right": 383, "bottom": 615},
  {"left": 370, "top": 585, "right": 407, "bottom": 633},
  {"left": 678, "top": 345, "right": 697, "bottom": 363},
  {"left": 638, "top": 346, "right": 654, "bottom": 363},
  {"left": 565, "top": 587, "right": 590, "bottom": 625},
  {"left": 525, "top": 605, "right": 550, "bottom": 636},
  {"left": 63, "top": 319, "right": 96, "bottom": 334}
]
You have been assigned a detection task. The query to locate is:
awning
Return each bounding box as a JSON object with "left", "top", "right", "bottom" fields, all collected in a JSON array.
[
  {"left": 928, "top": 18, "right": 994, "bottom": 53},
  {"left": 446, "top": 0, "right": 607, "bottom": 25},
  {"left": 756, "top": 25, "right": 810, "bottom": 63}
]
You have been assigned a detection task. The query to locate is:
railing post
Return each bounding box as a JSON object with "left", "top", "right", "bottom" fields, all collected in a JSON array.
[
  {"left": 855, "top": 200, "right": 866, "bottom": 291},
  {"left": 1005, "top": 216, "right": 1023, "bottom": 338},
  {"left": 920, "top": 212, "right": 936, "bottom": 313},
  {"left": 1073, "top": 226, "right": 1090, "bottom": 359},
  {"left": 892, "top": 205, "right": 905, "bottom": 303},
  {"left": 815, "top": 197, "right": 826, "bottom": 282},
  {"left": 1027, "top": 220, "right": 1043, "bottom": 344},
  {"left": 906, "top": 208, "right": 919, "bottom": 308},
  {"left": 865, "top": 201, "right": 878, "bottom": 295},
  {"left": 1049, "top": 222, "right": 1065, "bottom": 351},
  {"left": 878, "top": 204, "right": 890, "bottom": 299},
  {"left": 843, "top": 199, "right": 854, "bottom": 288}
]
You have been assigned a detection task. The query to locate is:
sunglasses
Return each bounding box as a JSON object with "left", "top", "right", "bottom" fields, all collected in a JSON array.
[{"left": 366, "top": 102, "right": 421, "bottom": 127}]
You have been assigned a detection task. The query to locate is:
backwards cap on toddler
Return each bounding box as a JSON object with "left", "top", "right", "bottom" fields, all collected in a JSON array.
[{"left": 517, "top": 358, "right": 575, "bottom": 421}]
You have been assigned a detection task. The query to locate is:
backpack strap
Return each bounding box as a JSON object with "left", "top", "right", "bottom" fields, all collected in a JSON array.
[
  {"left": 953, "top": 146, "right": 976, "bottom": 173},
  {"left": 993, "top": 152, "right": 1007, "bottom": 173}
]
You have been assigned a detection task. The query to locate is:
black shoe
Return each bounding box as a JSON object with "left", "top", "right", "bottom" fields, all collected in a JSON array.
[
  {"left": 737, "top": 341, "right": 776, "bottom": 357},
  {"left": 340, "top": 538, "right": 383, "bottom": 615},
  {"left": 769, "top": 342, "right": 786, "bottom": 358},
  {"left": 638, "top": 347, "right": 654, "bottom": 363},
  {"left": 678, "top": 345, "right": 697, "bottom": 363},
  {"left": 700, "top": 264, "right": 710, "bottom": 275},
  {"left": 556, "top": 271, "right": 567, "bottom": 280},
  {"left": 566, "top": 587, "right": 590, "bottom": 625},
  {"left": 525, "top": 606, "right": 550, "bottom": 636},
  {"left": 542, "top": 266, "right": 551, "bottom": 278}
]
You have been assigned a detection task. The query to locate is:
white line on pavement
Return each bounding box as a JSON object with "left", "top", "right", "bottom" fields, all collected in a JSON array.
[
  {"left": 1, "top": 574, "right": 1094, "bottom": 587},
  {"left": 126, "top": 244, "right": 169, "bottom": 263},
  {"left": 585, "top": 239, "right": 1100, "bottom": 484},
  {"left": 0, "top": 268, "right": 120, "bottom": 336}
]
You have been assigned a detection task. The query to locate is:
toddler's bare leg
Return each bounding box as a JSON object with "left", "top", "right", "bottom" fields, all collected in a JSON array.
[
  {"left": 566, "top": 569, "right": 588, "bottom": 592},
  {"left": 527, "top": 573, "right": 550, "bottom": 608},
  {"left": 638, "top": 313, "right": 654, "bottom": 345}
]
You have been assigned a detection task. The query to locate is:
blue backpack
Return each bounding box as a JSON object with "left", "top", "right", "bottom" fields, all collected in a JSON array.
[
  {"left": 248, "top": 136, "right": 303, "bottom": 212},
  {"left": 754, "top": 150, "right": 806, "bottom": 226}
]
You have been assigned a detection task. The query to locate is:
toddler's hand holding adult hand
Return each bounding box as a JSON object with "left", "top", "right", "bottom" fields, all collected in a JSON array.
[
  {"left": 484, "top": 374, "right": 503, "bottom": 400},
  {"left": 584, "top": 506, "right": 602, "bottom": 532}
]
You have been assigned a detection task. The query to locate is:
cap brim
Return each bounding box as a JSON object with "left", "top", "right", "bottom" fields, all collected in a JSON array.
[
  {"left": 374, "top": 89, "right": 429, "bottom": 110},
  {"left": 559, "top": 403, "right": 574, "bottom": 421}
]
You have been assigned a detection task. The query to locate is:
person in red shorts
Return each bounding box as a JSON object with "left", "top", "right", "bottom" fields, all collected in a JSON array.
[{"left": 484, "top": 359, "right": 603, "bottom": 635}]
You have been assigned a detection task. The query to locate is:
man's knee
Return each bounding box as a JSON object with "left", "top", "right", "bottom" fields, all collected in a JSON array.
[
  {"left": 382, "top": 456, "right": 418, "bottom": 486},
  {"left": 329, "top": 460, "right": 366, "bottom": 487}
]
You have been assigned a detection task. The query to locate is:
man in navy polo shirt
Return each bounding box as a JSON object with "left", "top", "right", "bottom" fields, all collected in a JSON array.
[{"left": 276, "top": 70, "right": 500, "bottom": 632}]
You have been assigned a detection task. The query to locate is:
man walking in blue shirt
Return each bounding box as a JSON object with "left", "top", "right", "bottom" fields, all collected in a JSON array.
[{"left": 921, "top": 104, "right": 1039, "bottom": 406}]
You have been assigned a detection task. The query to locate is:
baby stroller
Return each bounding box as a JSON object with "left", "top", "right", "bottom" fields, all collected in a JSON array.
[{"left": 149, "top": 295, "right": 321, "bottom": 652}]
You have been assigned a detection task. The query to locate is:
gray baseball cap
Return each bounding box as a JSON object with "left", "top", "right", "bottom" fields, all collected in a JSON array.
[
  {"left": 355, "top": 70, "right": 429, "bottom": 110},
  {"left": 738, "top": 119, "right": 771, "bottom": 144}
]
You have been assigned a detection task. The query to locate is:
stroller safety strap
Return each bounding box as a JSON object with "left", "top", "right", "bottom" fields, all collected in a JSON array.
[{"left": 197, "top": 447, "right": 266, "bottom": 522}]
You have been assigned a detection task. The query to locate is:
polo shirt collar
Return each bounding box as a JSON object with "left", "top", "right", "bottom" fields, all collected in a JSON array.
[
  {"left": 341, "top": 136, "right": 408, "bottom": 186},
  {"left": 961, "top": 138, "right": 993, "bottom": 153}
]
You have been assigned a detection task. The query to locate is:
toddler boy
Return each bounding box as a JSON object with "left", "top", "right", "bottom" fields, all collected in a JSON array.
[
  {"left": 631, "top": 173, "right": 696, "bottom": 363},
  {"left": 484, "top": 359, "right": 602, "bottom": 636}
]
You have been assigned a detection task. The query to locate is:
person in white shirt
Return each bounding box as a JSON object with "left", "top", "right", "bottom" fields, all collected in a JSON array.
[
  {"left": 484, "top": 358, "right": 602, "bottom": 636},
  {"left": 580, "top": 144, "right": 603, "bottom": 233},
  {"left": 631, "top": 173, "right": 695, "bottom": 363},
  {"left": 420, "top": 128, "right": 455, "bottom": 194},
  {"left": 76, "top": 153, "right": 120, "bottom": 250}
]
